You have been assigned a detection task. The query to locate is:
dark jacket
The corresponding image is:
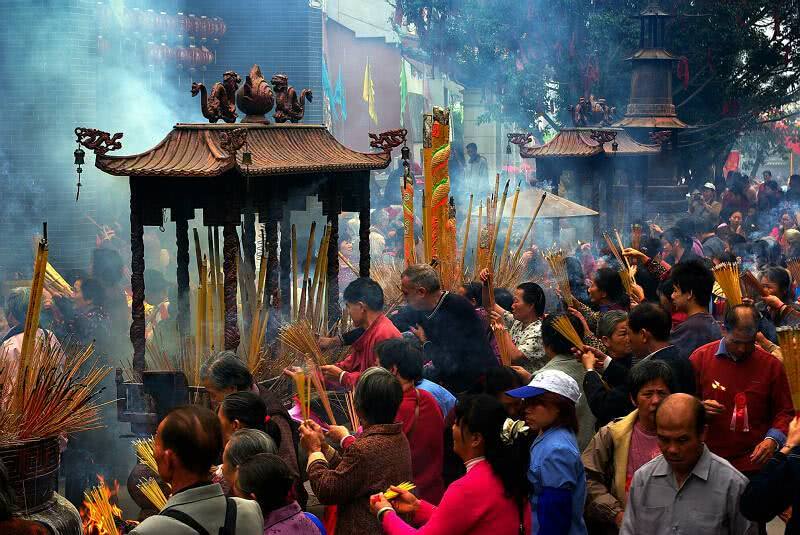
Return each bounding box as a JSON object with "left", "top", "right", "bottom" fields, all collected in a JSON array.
[
  {"left": 643, "top": 345, "right": 696, "bottom": 395},
  {"left": 584, "top": 357, "right": 634, "bottom": 429},
  {"left": 740, "top": 446, "right": 800, "bottom": 534},
  {"left": 307, "top": 423, "right": 413, "bottom": 535},
  {"left": 669, "top": 313, "right": 721, "bottom": 360},
  {"left": 420, "top": 292, "right": 498, "bottom": 393}
]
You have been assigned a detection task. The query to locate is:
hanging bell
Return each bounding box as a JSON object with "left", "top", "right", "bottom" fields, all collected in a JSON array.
[
  {"left": 241, "top": 149, "right": 252, "bottom": 166},
  {"left": 506, "top": 142, "right": 512, "bottom": 155},
  {"left": 611, "top": 140, "right": 619, "bottom": 153},
  {"left": 401, "top": 145, "right": 410, "bottom": 161},
  {"left": 74, "top": 146, "right": 85, "bottom": 165}
]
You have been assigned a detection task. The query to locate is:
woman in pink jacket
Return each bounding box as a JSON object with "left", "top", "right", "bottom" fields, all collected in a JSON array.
[{"left": 369, "top": 394, "right": 532, "bottom": 535}]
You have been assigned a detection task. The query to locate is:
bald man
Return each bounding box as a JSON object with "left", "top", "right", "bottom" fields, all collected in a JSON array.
[{"left": 621, "top": 394, "right": 754, "bottom": 535}]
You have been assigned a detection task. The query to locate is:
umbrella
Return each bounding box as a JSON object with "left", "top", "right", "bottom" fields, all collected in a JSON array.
[{"left": 471, "top": 187, "right": 598, "bottom": 219}]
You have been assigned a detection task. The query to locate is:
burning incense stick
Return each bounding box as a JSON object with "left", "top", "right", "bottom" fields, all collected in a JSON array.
[
  {"left": 741, "top": 269, "right": 766, "bottom": 299},
  {"left": 137, "top": 478, "right": 168, "bottom": 510},
  {"left": 345, "top": 390, "right": 360, "bottom": 431},
  {"left": 631, "top": 224, "right": 643, "bottom": 251},
  {"left": 291, "top": 224, "right": 299, "bottom": 320},
  {"left": 551, "top": 315, "right": 583, "bottom": 349},
  {"left": 293, "top": 370, "right": 310, "bottom": 420},
  {"left": 712, "top": 262, "right": 743, "bottom": 306},
  {"left": 83, "top": 479, "right": 122, "bottom": 534},
  {"left": 543, "top": 249, "right": 573, "bottom": 301},
  {"left": 459, "top": 194, "right": 473, "bottom": 280},
  {"left": 777, "top": 326, "right": 800, "bottom": 410},
  {"left": 300, "top": 222, "right": 317, "bottom": 319}
]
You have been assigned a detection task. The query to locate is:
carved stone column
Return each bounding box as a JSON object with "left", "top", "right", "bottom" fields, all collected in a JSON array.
[
  {"left": 175, "top": 217, "right": 190, "bottom": 339},
  {"left": 129, "top": 178, "right": 146, "bottom": 375},
  {"left": 223, "top": 224, "right": 240, "bottom": 351}
]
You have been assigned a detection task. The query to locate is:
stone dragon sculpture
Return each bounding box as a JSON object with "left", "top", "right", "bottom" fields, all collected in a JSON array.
[
  {"left": 191, "top": 71, "right": 241, "bottom": 123},
  {"left": 271, "top": 74, "right": 313, "bottom": 123}
]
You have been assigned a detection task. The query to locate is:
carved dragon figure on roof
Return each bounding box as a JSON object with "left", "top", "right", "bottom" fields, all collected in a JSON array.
[
  {"left": 271, "top": 74, "right": 313, "bottom": 123},
  {"left": 191, "top": 71, "right": 241, "bottom": 123}
]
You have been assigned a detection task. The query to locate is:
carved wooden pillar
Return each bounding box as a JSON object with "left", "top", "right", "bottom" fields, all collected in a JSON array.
[
  {"left": 280, "top": 209, "right": 292, "bottom": 318},
  {"left": 327, "top": 190, "right": 341, "bottom": 327},
  {"left": 359, "top": 175, "right": 371, "bottom": 277},
  {"left": 241, "top": 210, "right": 257, "bottom": 332},
  {"left": 175, "top": 216, "right": 190, "bottom": 339},
  {"left": 223, "top": 223, "right": 240, "bottom": 351},
  {"left": 265, "top": 219, "right": 279, "bottom": 303},
  {"left": 129, "top": 178, "right": 146, "bottom": 375}
]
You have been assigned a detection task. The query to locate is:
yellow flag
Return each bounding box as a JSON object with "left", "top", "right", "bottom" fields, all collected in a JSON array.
[{"left": 362, "top": 58, "right": 378, "bottom": 125}]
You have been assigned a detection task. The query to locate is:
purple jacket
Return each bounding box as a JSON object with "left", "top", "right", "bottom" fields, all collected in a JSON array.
[{"left": 263, "top": 502, "right": 320, "bottom": 535}]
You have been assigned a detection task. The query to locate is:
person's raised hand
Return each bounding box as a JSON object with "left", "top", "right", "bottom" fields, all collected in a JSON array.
[
  {"left": 567, "top": 307, "right": 590, "bottom": 334},
  {"left": 784, "top": 416, "right": 800, "bottom": 451},
  {"left": 479, "top": 268, "right": 491, "bottom": 284},
  {"left": 299, "top": 420, "right": 325, "bottom": 453},
  {"left": 701, "top": 399, "right": 726, "bottom": 416},
  {"left": 763, "top": 295, "right": 784, "bottom": 311},
  {"left": 409, "top": 324, "right": 427, "bottom": 344},
  {"left": 320, "top": 364, "right": 344, "bottom": 381},
  {"left": 282, "top": 366, "right": 303, "bottom": 379},
  {"left": 369, "top": 493, "right": 393, "bottom": 516},
  {"left": 509, "top": 366, "right": 532, "bottom": 384},
  {"left": 326, "top": 425, "right": 351, "bottom": 443},
  {"left": 622, "top": 248, "right": 648, "bottom": 261}
]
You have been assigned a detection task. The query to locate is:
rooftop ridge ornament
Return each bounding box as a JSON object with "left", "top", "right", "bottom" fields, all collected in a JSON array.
[
  {"left": 219, "top": 128, "right": 248, "bottom": 156},
  {"left": 589, "top": 129, "right": 618, "bottom": 145},
  {"left": 369, "top": 129, "right": 408, "bottom": 154},
  {"left": 507, "top": 133, "right": 534, "bottom": 147},
  {"left": 272, "top": 74, "right": 313, "bottom": 123},
  {"left": 649, "top": 130, "right": 673, "bottom": 145},
  {"left": 236, "top": 65, "right": 274, "bottom": 124},
  {"left": 191, "top": 71, "right": 241, "bottom": 124},
  {"left": 569, "top": 96, "right": 615, "bottom": 127},
  {"left": 75, "top": 127, "right": 124, "bottom": 155}
]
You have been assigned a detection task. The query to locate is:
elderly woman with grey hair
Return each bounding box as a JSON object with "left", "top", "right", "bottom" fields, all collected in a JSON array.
[
  {"left": 221, "top": 429, "right": 277, "bottom": 496},
  {"left": 578, "top": 310, "right": 636, "bottom": 428},
  {"left": 201, "top": 351, "right": 301, "bottom": 487},
  {"left": 300, "top": 367, "right": 413, "bottom": 535}
]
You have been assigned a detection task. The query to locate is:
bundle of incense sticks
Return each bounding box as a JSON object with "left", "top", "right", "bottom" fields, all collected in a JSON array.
[
  {"left": 631, "top": 224, "right": 643, "bottom": 251},
  {"left": 787, "top": 258, "right": 800, "bottom": 287},
  {"left": 371, "top": 259, "right": 405, "bottom": 309},
  {"left": 512, "top": 191, "right": 547, "bottom": 266},
  {"left": 133, "top": 437, "right": 158, "bottom": 474},
  {"left": 384, "top": 481, "right": 416, "bottom": 500},
  {"left": 603, "top": 231, "right": 636, "bottom": 297},
  {"left": 45, "top": 262, "right": 73, "bottom": 295},
  {"left": 543, "top": 249, "right": 573, "bottom": 301},
  {"left": 740, "top": 269, "right": 766, "bottom": 299},
  {"left": 293, "top": 370, "right": 312, "bottom": 420},
  {"left": 485, "top": 275, "right": 512, "bottom": 366},
  {"left": 551, "top": 315, "right": 584, "bottom": 349},
  {"left": 712, "top": 262, "right": 743, "bottom": 306},
  {"left": 345, "top": 390, "right": 360, "bottom": 431},
  {"left": 137, "top": 478, "right": 168, "bottom": 510},
  {"left": 278, "top": 321, "right": 337, "bottom": 424},
  {"left": 83, "top": 480, "right": 122, "bottom": 533},
  {"left": 777, "top": 327, "right": 800, "bottom": 410},
  {"left": 0, "top": 340, "right": 110, "bottom": 444}
]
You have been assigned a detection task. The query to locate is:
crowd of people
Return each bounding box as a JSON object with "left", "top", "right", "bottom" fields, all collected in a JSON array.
[{"left": 4, "top": 170, "right": 800, "bottom": 535}]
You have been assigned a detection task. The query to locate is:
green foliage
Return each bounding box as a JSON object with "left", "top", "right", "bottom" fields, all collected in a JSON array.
[{"left": 396, "top": 0, "right": 799, "bottom": 164}]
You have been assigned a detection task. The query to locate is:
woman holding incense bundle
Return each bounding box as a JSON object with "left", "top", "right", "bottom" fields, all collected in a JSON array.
[
  {"left": 302, "top": 367, "right": 412, "bottom": 535},
  {"left": 369, "top": 394, "right": 532, "bottom": 535},
  {"left": 756, "top": 266, "right": 800, "bottom": 328},
  {"left": 480, "top": 269, "right": 547, "bottom": 374},
  {"left": 320, "top": 278, "right": 401, "bottom": 389},
  {"left": 570, "top": 268, "right": 629, "bottom": 335}
]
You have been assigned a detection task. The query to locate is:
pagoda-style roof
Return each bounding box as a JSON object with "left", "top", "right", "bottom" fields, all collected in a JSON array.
[
  {"left": 625, "top": 49, "right": 678, "bottom": 61},
  {"left": 95, "top": 123, "right": 392, "bottom": 177},
  {"left": 519, "top": 128, "right": 661, "bottom": 158},
  {"left": 614, "top": 115, "right": 689, "bottom": 129}
]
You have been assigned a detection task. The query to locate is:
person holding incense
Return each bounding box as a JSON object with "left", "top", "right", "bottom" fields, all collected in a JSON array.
[
  {"left": 756, "top": 266, "right": 800, "bottom": 328},
  {"left": 202, "top": 352, "right": 301, "bottom": 483},
  {"left": 301, "top": 367, "right": 412, "bottom": 535},
  {"left": 689, "top": 305, "right": 794, "bottom": 478},
  {"left": 582, "top": 359, "right": 674, "bottom": 534},
  {"left": 571, "top": 268, "right": 629, "bottom": 336},
  {"left": 740, "top": 415, "right": 800, "bottom": 532},
  {"left": 375, "top": 339, "right": 446, "bottom": 504},
  {"left": 320, "top": 277, "right": 401, "bottom": 389},
  {"left": 627, "top": 303, "right": 696, "bottom": 394},
  {"left": 129, "top": 405, "right": 264, "bottom": 535},
  {"left": 622, "top": 227, "right": 699, "bottom": 282},
  {"left": 234, "top": 453, "right": 323, "bottom": 535},
  {"left": 668, "top": 259, "right": 722, "bottom": 360},
  {"left": 579, "top": 311, "right": 635, "bottom": 428},
  {"left": 535, "top": 315, "right": 595, "bottom": 449},
  {"left": 369, "top": 394, "right": 532, "bottom": 535},
  {"left": 480, "top": 269, "right": 547, "bottom": 374},
  {"left": 506, "top": 370, "right": 587, "bottom": 535},
  {"left": 400, "top": 263, "right": 497, "bottom": 394}
]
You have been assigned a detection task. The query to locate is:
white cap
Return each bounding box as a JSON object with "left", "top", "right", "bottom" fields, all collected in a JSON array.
[
  {"left": 702, "top": 182, "right": 716, "bottom": 191},
  {"left": 506, "top": 369, "right": 581, "bottom": 404}
]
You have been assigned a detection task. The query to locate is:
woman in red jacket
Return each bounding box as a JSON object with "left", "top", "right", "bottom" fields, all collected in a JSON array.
[{"left": 369, "top": 394, "right": 532, "bottom": 535}]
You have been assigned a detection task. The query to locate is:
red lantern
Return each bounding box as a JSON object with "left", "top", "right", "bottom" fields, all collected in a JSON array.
[
  {"left": 155, "top": 11, "right": 168, "bottom": 35},
  {"left": 187, "top": 45, "right": 198, "bottom": 66},
  {"left": 143, "top": 9, "right": 156, "bottom": 34},
  {"left": 218, "top": 18, "right": 226, "bottom": 37},
  {"left": 199, "top": 46, "right": 212, "bottom": 65},
  {"left": 198, "top": 16, "right": 209, "bottom": 39},
  {"left": 176, "top": 45, "right": 188, "bottom": 65}
]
